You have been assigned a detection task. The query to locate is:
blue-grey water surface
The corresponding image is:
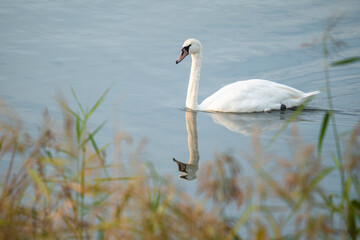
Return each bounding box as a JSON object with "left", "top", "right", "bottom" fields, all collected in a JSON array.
[{"left": 1, "top": 0, "right": 360, "bottom": 225}]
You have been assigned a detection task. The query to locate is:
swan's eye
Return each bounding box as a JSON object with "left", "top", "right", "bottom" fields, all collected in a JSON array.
[{"left": 183, "top": 44, "right": 191, "bottom": 52}]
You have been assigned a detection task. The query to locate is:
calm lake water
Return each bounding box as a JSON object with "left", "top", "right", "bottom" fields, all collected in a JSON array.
[{"left": 1, "top": 0, "right": 360, "bottom": 212}]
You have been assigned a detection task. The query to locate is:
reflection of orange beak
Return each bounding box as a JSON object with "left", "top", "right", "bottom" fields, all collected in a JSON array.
[
  {"left": 175, "top": 48, "right": 189, "bottom": 64},
  {"left": 173, "top": 158, "right": 187, "bottom": 172}
]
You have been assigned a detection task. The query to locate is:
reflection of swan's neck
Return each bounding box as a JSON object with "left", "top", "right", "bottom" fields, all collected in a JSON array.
[
  {"left": 186, "top": 111, "right": 199, "bottom": 166},
  {"left": 186, "top": 53, "right": 201, "bottom": 110},
  {"left": 173, "top": 111, "right": 200, "bottom": 180}
]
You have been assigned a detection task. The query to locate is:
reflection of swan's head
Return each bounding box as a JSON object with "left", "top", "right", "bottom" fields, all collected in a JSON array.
[
  {"left": 173, "top": 158, "right": 198, "bottom": 181},
  {"left": 176, "top": 39, "right": 202, "bottom": 64}
]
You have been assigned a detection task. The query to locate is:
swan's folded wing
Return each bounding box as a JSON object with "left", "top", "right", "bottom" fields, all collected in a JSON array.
[
  {"left": 199, "top": 79, "right": 309, "bottom": 112},
  {"left": 200, "top": 80, "right": 270, "bottom": 112}
]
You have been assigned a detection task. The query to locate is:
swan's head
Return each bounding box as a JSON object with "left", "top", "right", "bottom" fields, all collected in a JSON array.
[{"left": 175, "top": 39, "right": 202, "bottom": 64}]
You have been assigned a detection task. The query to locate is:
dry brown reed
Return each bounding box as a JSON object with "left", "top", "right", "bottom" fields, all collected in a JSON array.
[
  {"left": 0, "top": 93, "right": 359, "bottom": 239},
  {"left": 0, "top": 97, "right": 234, "bottom": 239}
]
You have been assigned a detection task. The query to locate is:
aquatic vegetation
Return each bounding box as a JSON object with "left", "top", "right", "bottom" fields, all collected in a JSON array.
[
  {"left": 0, "top": 85, "right": 358, "bottom": 239},
  {"left": 0, "top": 91, "right": 235, "bottom": 239}
]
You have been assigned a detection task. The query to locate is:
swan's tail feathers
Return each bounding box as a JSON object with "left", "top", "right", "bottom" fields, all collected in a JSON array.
[{"left": 301, "top": 90, "right": 320, "bottom": 99}]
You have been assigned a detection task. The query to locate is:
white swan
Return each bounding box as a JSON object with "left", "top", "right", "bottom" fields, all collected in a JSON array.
[{"left": 176, "top": 39, "right": 320, "bottom": 113}]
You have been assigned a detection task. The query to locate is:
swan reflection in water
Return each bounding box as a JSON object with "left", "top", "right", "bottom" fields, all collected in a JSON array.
[
  {"left": 173, "top": 110, "right": 199, "bottom": 180},
  {"left": 173, "top": 110, "right": 308, "bottom": 180},
  {"left": 209, "top": 111, "right": 305, "bottom": 136}
]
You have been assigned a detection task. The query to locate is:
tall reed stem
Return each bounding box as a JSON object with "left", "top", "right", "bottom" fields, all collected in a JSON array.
[{"left": 322, "top": 23, "right": 344, "bottom": 188}]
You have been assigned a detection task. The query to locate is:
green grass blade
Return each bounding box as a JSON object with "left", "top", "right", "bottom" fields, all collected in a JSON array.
[
  {"left": 71, "top": 86, "right": 85, "bottom": 117},
  {"left": 0, "top": 137, "right": 4, "bottom": 152},
  {"left": 27, "top": 168, "right": 50, "bottom": 201},
  {"left": 331, "top": 153, "right": 341, "bottom": 171},
  {"left": 80, "top": 120, "right": 107, "bottom": 148},
  {"left": 75, "top": 114, "right": 82, "bottom": 143},
  {"left": 58, "top": 100, "right": 80, "bottom": 119},
  {"left": 158, "top": 189, "right": 173, "bottom": 215},
  {"left": 225, "top": 204, "right": 254, "bottom": 240},
  {"left": 341, "top": 177, "right": 352, "bottom": 206},
  {"left": 331, "top": 56, "right": 360, "bottom": 66},
  {"left": 309, "top": 166, "right": 335, "bottom": 194},
  {"left": 351, "top": 199, "right": 360, "bottom": 213},
  {"left": 150, "top": 188, "right": 162, "bottom": 211},
  {"left": 88, "top": 133, "right": 110, "bottom": 177},
  {"left": 257, "top": 168, "right": 294, "bottom": 207},
  {"left": 318, "top": 111, "right": 330, "bottom": 159},
  {"left": 351, "top": 175, "right": 360, "bottom": 197},
  {"left": 348, "top": 202, "right": 357, "bottom": 240},
  {"left": 89, "top": 133, "right": 100, "bottom": 156},
  {"left": 87, "top": 87, "right": 110, "bottom": 118},
  {"left": 286, "top": 166, "right": 335, "bottom": 222}
]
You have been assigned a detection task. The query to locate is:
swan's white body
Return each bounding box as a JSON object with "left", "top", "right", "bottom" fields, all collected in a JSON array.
[{"left": 176, "top": 39, "right": 320, "bottom": 113}]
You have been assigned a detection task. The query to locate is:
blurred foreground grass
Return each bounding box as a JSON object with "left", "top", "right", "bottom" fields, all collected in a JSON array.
[
  {"left": 0, "top": 87, "right": 359, "bottom": 239},
  {"left": 0, "top": 91, "right": 237, "bottom": 240}
]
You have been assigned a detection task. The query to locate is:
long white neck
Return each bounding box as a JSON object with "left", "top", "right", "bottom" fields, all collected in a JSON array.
[{"left": 186, "top": 52, "right": 201, "bottom": 110}]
